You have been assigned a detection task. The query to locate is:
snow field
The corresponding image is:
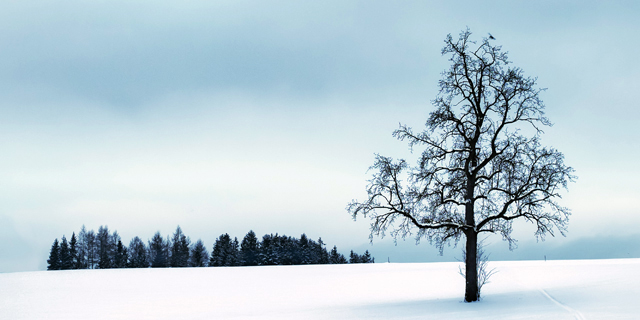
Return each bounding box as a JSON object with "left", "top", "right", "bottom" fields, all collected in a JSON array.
[{"left": 1, "top": 259, "right": 639, "bottom": 319}]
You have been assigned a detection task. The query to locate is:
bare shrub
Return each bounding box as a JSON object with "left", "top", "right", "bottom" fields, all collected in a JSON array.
[{"left": 459, "top": 240, "right": 497, "bottom": 300}]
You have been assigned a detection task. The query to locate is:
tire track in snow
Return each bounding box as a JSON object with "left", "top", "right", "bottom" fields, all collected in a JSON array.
[{"left": 539, "top": 289, "right": 586, "bottom": 320}]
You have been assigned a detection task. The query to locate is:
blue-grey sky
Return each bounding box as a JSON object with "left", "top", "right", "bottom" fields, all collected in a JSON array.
[{"left": 1, "top": 1, "right": 639, "bottom": 272}]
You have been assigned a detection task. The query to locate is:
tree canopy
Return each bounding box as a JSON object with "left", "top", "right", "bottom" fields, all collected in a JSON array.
[{"left": 348, "top": 29, "right": 574, "bottom": 302}]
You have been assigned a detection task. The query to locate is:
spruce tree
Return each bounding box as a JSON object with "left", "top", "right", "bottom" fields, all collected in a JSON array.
[
  {"left": 298, "top": 234, "right": 311, "bottom": 265},
  {"left": 86, "top": 229, "right": 97, "bottom": 269},
  {"left": 113, "top": 239, "right": 128, "bottom": 268},
  {"left": 149, "top": 232, "right": 168, "bottom": 268},
  {"left": 76, "top": 226, "right": 88, "bottom": 269},
  {"left": 110, "top": 231, "right": 122, "bottom": 266},
  {"left": 361, "top": 250, "right": 374, "bottom": 263},
  {"left": 128, "top": 236, "right": 149, "bottom": 268},
  {"left": 170, "top": 226, "right": 190, "bottom": 267},
  {"left": 229, "top": 237, "right": 240, "bottom": 266},
  {"left": 349, "top": 250, "right": 360, "bottom": 264},
  {"left": 97, "top": 226, "right": 112, "bottom": 269},
  {"left": 240, "top": 230, "right": 259, "bottom": 266},
  {"left": 59, "top": 236, "right": 72, "bottom": 270},
  {"left": 189, "top": 239, "right": 208, "bottom": 267},
  {"left": 316, "top": 238, "right": 330, "bottom": 264},
  {"left": 329, "top": 246, "right": 347, "bottom": 264},
  {"left": 164, "top": 235, "right": 172, "bottom": 267},
  {"left": 69, "top": 233, "right": 78, "bottom": 269},
  {"left": 210, "top": 237, "right": 222, "bottom": 266},
  {"left": 210, "top": 233, "right": 230, "bottom": 267},
  {"left": 47, "top": 238, "right": 61, "bottom": 271},
  {"left": 259, "top": 234, "right": 281, "bottom": 265}
]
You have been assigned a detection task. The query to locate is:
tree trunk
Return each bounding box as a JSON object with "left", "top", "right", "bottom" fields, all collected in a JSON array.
[
  {"left": 464, "top": 229, "right": 478, "bottom": 302},
  {"left": 465, "top": 165, "right": 478, "bottom": 302}
]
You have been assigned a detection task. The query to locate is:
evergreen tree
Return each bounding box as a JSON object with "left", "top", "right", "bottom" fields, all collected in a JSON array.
[
  {"left": 316, "top": 238, "right": 330, "bottom": 264},
  {"left": 149, "top": 231, "right": 168, "bottom": 268},
  {"left": 97, "top": 226, "right": 113, "bottom": 269},
  {"left": 298, "top": 234, "right": 311, "bottom": 265},
  {"left": 210, "top": 233, "right": 239, "bottom": 267},
  {"left": 230, "top": 237, "right": 240, "bottom": 266},
  {"left": 110, "top": 231, "right": 122, "bottom": 265},
  {"left": 45, "top": 227, "right": 364, "bottom": 269},
  {"left": 128, "top": 236, "right": 149, "bottom": 268},
  {"left": 113, "top": 239, "right": 128, "bottom": 268},
  {"left": 361, "top": 250, "right": 374, "bottom": 263},
  {"left": 170, "top": 226, "right": 190, "bottom": 267},
  {"left": 279, "top": 235, "right": 297, "bottom": 265},
  {"left": 47, "top": 238, "right": 61, "bottom": 271},
  {"left": 240, "top": 230, "right": 259, "bottom": 266},
  {"left": 210, "top": 233, "right": 228, "bottom": 267},
  {"left": 179, "top": 234, "right": 190, "bottom": 266},
  {"left": 329, "top": 246, "right": 347, "bottom": 264},
  {"left": 349, "top": 250, "right": 360, "bottom": 264},
  {"left": 86, "top": 229, "right": 97, "bottom": 269},
  {"left": 259, "top": 233, "right": 281, "bottom": 265},
  {"left": 76, "top": 226, "right": 88, "bottom": 269},
  {"left": 59, "top": 236, "right": 72, "bottom": 270},
  {"left": 189, "top": 239, "right": 208, "bottom": 267},
  {"left": 210, "top": 237, "right": 222, "bottom": 266},
  {"left": 164, "top": 235, "right": 172, "bottom": 267},
  {"left": 69, "top": 232, "right": 78, "bottom": 269}
]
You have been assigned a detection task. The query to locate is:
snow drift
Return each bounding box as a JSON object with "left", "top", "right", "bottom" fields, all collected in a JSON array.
[{"left": 1, "top": 259, "right": 639, "bottom": 319}]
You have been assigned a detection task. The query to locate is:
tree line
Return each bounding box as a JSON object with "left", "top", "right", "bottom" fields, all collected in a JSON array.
[{"left": 47, "top": 225, "right": 374, "bottom": 270}]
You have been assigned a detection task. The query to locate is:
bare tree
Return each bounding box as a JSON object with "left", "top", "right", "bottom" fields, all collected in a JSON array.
[
  {"left": 459, "top": 239, "right": 496, "bottom": 300},
  {"left": 348, "top": 29, "right": 575, "bottom": 302}
]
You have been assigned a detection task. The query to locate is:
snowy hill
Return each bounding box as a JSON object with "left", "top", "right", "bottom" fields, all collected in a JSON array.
[{"left": 1, "top": 259, "right": 639, "bottom": 319}]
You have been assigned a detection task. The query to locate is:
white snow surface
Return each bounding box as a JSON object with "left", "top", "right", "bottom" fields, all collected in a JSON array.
[{"left": 1, "top": 259, "right": 639, "bottom": 319}]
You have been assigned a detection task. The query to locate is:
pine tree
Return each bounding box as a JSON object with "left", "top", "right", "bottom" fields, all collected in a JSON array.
[
  {"left": 69, "top": 233, "right": 78, "bottom": 269},
  {"left": 229, "top": 237, "right": 240, "bottom": 266},
  {"left": 76, "top": 226, "right": 88, "bottom": 269},
  {"left": 361, "top": 250, "right": 374, "bottom": 263},
  {"left": 281, "top": 236, "right": 297, "bottom": 265},
  {"left": 86, "top": 229, "right": 97, "bottom": 269},
  {"left": 110, "top": 231, "right": 122, "bottom": 266},
  {"left": 349, "top": 250, "right": 360, "bottom": 264},
  {"left": 259, "top": 233, "right": 282, "bottom": 265},
  {"left": 210, "top": 233, "right": 230, "bottom": 267},
  {"left": 316, "top": 238, "right": 330, "bottom": 264},
  {"left": 347, "top": 250, "right": 374, "bottom": 263},
  {"left": 45, "top": 227, "right": 363, "bottom": 269},
  {"left": 59, "top": 236, "right": 72, "bottom": 270},
  {"left": 189, "top": 239, "right": 208, "bottom": 267},
  {"left": 164, "top": 235, "right": 172, "bottom": 267},
  {"left": 240, "top": 230, "right": 259, "bottom": 266},
  {"left": 179, "top": 234, "right": 190, "bottom": 267},
  {"left": 329, "top": 246, "right": 347, "bottom": 264},
  {"left": 170, "top": 226, "right": 190, "bottom": 267},
  {"left": 113, "top": 239, "right": 128, "bottom": 268},
  {"left": 128, "top": 236, "right": 149, "bottom": 268},
  {"left": 149, "top": 231, "right": 168, "bottom": 268},
  {"left": 210, "top": 237, "right": 222, "bottom": 266},
  {"left": 47, "top": 238, "right": 61, "bottom": 271},
  {"left": 97, "top": 226, "right": 112, "bottom": 269},
  {"left": 298, "top": 234, "right": 311, "bottom": 265}
]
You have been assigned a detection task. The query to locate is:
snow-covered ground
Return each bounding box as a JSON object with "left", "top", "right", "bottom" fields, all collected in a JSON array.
[{"left": 1, "top": 259, "right": 638, "bottom": 319}]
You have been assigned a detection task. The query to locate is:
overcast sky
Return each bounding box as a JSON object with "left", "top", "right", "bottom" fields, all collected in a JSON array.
[{"left": 1, "top": 1, "right": 639, "bottom": 272}]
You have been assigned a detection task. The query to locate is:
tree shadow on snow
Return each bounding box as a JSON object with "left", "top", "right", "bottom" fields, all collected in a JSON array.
[{"left": 328, "top": 291, "right": 574, "bottom": 320}]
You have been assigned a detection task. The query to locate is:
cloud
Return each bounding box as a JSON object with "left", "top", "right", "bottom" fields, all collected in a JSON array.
[
  {"left": 1, "top": 1, "right": 640, "bottom": 271},
  {"left": 0, "top": 1, "right": 440, "bottom": 108}
]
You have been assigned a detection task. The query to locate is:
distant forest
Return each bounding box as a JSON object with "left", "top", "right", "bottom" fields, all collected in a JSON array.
[{"left": 47, "top": 225, "right": 374, "bottom": 270}]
